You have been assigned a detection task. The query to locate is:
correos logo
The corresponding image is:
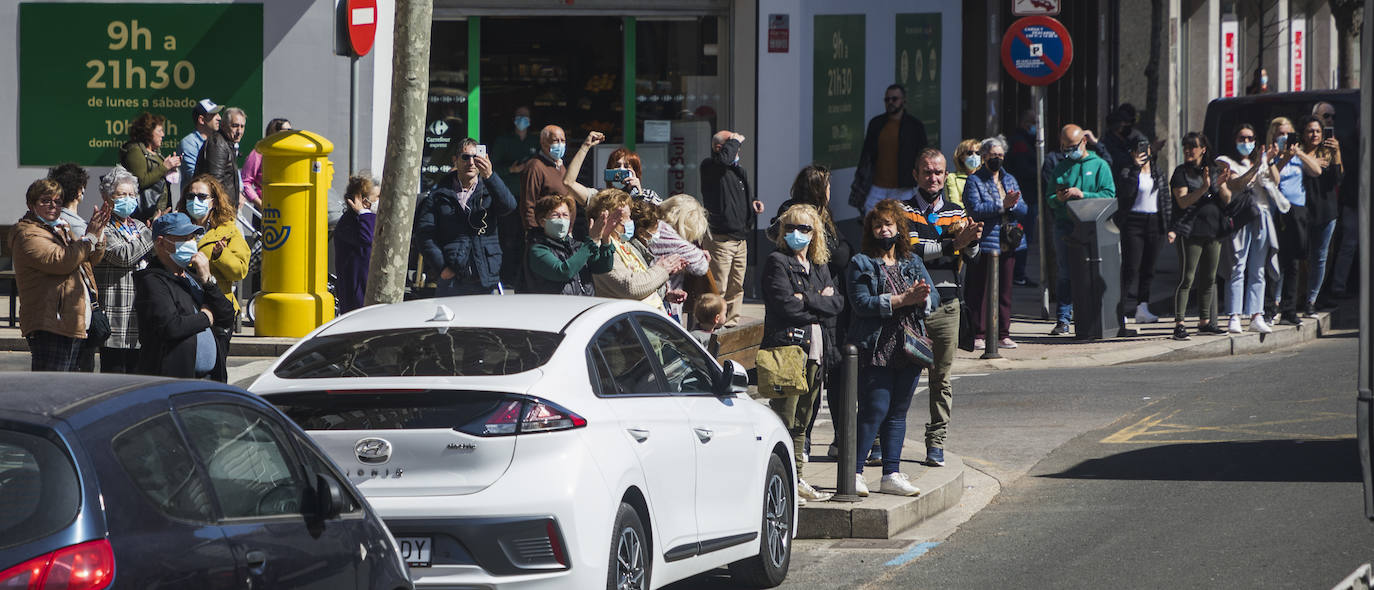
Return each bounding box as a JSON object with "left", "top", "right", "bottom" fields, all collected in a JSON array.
[{"left": 262, "top": 206, "right": 291, "bottom": 251}]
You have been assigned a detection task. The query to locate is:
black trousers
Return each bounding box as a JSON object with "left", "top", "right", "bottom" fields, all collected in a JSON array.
[
  {"left": 1119, "top": 212, "right": 1163, "bottom": 313},
  {"left": 100, "top": 347, "right": 141, "bottom": 374},
  {"left": 1276, "top": 205, "right": 1309, "bottom": 314}
]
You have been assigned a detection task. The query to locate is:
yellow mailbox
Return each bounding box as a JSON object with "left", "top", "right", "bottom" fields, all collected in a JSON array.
[{"left": 255, "top": 130, "right": 336, "bottom": 337}]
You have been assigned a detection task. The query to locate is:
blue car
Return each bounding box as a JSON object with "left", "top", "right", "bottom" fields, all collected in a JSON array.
[{"left": 0, "top": 374, "right": 413, "bottom": 590}]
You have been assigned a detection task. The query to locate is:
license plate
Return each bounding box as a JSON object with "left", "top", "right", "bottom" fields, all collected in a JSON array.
[{"left": 397, "top": 536, "right": 432, "bottom": 567}]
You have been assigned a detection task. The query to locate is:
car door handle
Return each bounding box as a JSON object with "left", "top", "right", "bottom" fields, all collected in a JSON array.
[
  {"left": 627, "top": 428, "right": 650, "bottom": 442},
  {"left": 694, "top": 427, "right": 713, "bottom": 443},
  {"left": 245, "top": 549, "right": 268, "bottom": 574}
]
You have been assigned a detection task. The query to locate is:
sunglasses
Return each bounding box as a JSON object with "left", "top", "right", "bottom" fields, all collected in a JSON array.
[
  {"left": 35, "top": 198, "right": 62, "bottom": 207},
  {"left": 884, "top": 96, "right": 902, "bottom": 103},
  {"left": 187, "top": 192, "right": 210, "bottom": 199},
  {"left": 784, "top": 224, "right": 814, "bottom": 233},
  {"left": 460, "top": 154, "right": 478, "bottom": 161}
]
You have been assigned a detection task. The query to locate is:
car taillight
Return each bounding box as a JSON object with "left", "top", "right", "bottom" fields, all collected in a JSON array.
[
  {"left": 0, "top": 539, "right": 115, "bottom": 590},
  {"left": 459, "top": 397, "right": 586, "bottom": 437}
]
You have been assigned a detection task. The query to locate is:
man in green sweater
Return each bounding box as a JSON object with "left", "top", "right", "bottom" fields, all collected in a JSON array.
[{"left": 1047, "top": 124, "right": 1116, "bottom": 335}]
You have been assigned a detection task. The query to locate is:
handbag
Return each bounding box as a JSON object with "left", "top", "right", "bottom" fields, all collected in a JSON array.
[
  {"left": 78, "top": 267, "right": 111, "bottom": 348},
  {"left": 900, "top": 321, "right": 935, "bottom": 370},
  {"left": 754, "top": 345, "right": 808, "bottom": 399},
  {"left": 999, "top": 215, "right": 1025, "bottom": 252}
]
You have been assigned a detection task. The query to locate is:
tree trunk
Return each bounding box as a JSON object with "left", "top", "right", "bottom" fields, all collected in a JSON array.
[
  {"left": 1332, "top": 1, "right": 1363, "bottom": 88},
  {"left": 366, "top": 0, "right": 433, "bottom": 306}
]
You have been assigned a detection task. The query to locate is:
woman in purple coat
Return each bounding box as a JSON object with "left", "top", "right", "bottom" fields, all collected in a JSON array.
[{"left": 335, "top": 174, "right": 379, "bottom": 313}]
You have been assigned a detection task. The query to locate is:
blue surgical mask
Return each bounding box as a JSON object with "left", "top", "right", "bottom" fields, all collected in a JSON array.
[
  {"left": 549, "top": 142, "right": 566, "bottom": 160},
  {"left": 784, "top": 230, "right": 812, "bottom": 252},
  {"left": 621, "top": 220, "right": 636, "bottom": 241},
  {"left": 1261, "top": 75, "right": 1269, "bottom": 86},
  {"left": 1029, "top": 124, "right": 1039, "bottom": 137},
  {"left": 1066, "top": 146, "right": 1085, "bottom": 160},
  {"left": 963, "top": 155, "right": 981, "bottom": 170},
  {"left": 113, "top": 196, "right": 138, "bottom": 218},
  {"left": 543, "top": 217, "right": 570, "bottom": 240},
  {"left": 514, "top": 116, "right": 531, "bottom": 131},
  {"left": 170, "top": 239, "right": 199, "bottom": 268},
  {"left": 1236, "top": 142, "right": 1255, "bottom": 156},
  {"left": 187, "top": 197, "right": 211, "bottom": 220},
  {"left": 40, "top": 216, "right": 61, "bottom": 227}
]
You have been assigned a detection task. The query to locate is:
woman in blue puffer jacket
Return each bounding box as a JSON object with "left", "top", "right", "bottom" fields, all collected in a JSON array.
[{"left": 962, "top": 136, "right": 1030, "bottom": 349}]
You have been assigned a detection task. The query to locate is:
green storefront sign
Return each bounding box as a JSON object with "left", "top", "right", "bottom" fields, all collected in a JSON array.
[
  {"left": 895, "top": 13, "right": 940, "bottom": 149},
  {"left": 19, "top": 3, "right": 263, "bottom": 167},
  {"left": 812, "top": 14, "right": 864, "bottom": 169}
]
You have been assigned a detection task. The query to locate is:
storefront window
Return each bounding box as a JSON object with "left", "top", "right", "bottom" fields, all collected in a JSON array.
[
  {"left": 634, "top": 17, "right": 727, "bottom": 198},
  {"left": 422, "top": 20, "right": 468, "bottom": 191}
]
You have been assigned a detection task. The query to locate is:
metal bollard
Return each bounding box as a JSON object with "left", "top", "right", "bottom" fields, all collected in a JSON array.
[
  {"left": 981, "top": 251, "right": 1002, "bottom": 359},
  {"left": 833, "top": 344, "right": 861, "bottom": 502}
]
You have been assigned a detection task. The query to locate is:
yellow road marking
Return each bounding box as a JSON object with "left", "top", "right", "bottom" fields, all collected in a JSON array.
[{"left": 1100, "top": 410, "right": 1354, "bottom": 444}]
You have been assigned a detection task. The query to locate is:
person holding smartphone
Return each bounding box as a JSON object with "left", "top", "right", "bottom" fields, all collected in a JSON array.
[
  {"left": 562, "top": 131, "right": 662, "bottom": 205},
  {"left": 1113, "top": 133, "right": 1171, "bottom": 327},
  {"left": 1168, "top": 132, "right": 1232, "bottom": 340},
  {"left": 1265, "top": 116, "right": 1323, "bottom": 325},
  {"left": 1297, "top": 115, "right": 1344, "bottom": 315}
]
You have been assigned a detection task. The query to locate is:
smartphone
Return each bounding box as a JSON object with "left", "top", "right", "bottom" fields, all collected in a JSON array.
[
  {"left": 1134, "top": 138, "right": 1150, "bottom": 154},
  {"left": 1287, "top": 131, "right": 1302, "bottom": 147},
  {"left": 604, "top": 168, "right": 632, "bottom": 186},
  {"left": 1323, "top": 127, "right": 1335, "bottom": 141},
  {"left": 475, "top": 144, "right": 488, "bottom": 158}
]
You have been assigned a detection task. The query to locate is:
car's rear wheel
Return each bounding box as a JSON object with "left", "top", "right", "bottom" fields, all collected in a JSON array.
[
  {"left": 728, "top": 453, "right": 791, "bottom": 587},
  {"left": 607, "top": 502, "right": 650, "bottom": 590}
]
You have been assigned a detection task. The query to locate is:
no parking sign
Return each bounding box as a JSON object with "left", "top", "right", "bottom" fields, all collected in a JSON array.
[{"left": 1000, "top": 16, "right": 1073, "bottom": 86}]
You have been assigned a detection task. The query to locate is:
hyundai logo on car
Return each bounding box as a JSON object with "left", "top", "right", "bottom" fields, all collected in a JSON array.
[{"left": 355, "top": 437, "right": 392, "bottom": 464}]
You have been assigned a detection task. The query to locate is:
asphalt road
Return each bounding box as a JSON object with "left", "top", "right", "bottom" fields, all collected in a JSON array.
[{"left": 673, "top": 333, "right": 1371, "bottom": 589}]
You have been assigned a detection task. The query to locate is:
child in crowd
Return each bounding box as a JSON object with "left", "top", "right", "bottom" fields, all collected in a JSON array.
[{"left": 690, "top": 292, "right": 726, "bottom": 354}]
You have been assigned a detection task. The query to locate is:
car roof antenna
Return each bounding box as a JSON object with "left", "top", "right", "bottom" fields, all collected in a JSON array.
[{"left": 429, "top": 304, "right": 455, "bottom": 323}]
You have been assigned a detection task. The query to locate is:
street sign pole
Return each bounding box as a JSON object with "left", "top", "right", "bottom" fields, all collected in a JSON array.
[{"left": 1034, "top": 84, "right": 1049, "bottom": 320}]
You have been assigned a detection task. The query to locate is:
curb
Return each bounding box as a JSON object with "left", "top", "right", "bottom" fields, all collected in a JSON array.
[
  {"left": 1130, "top": 312, "right": 1330, "bottom": 365},
  {"left": 0, "top": 335, "right": 299, "bottom": 357},
  {"left": 797, "top": 452, "right": 966, "bottom": 539}
]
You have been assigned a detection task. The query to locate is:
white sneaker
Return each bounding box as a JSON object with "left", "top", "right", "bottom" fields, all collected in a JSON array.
[
  {"left": 973, "top": 338, "right": 985, "bottom": 350},
  {"left": 879, "top": 472, "right": 921, "bottom": 496},
  {"left": 1250, "top": 314, "right": 1273, "bottom": 334},
  {"left": 1227, "top": 315, "right": 1243, "bottom": 334},
  {"left": 1135, "top": 303, "right": 1160, "bottom": 324},
  {"left": 855, "top": 474, "right": 870, "bottom": 497},
  {"left": 797, "top": 479, "right": 832, "bottom": 503},
  {"left": 800, "top": 451, "right": 808, "bottom": 464}
]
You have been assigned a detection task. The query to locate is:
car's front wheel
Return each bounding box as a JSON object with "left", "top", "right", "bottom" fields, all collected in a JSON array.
[
  {"left": 607, "top": 502, "right": 650, "bottom": 590},
  {"left": 728, "top": 453, "right": 791, "bottom": 587}
]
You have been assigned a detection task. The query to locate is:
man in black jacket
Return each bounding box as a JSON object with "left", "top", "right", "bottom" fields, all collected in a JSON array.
[
  {"left": 135, "top": 212, "right": 234, "bottom": 381},
  {"left": 196, "top": 106, "right": 245, "bottom": 208},
  {"left": 700, "top": 130, "right": 763, "bottom": 327},
  {"left": 848, "top": 84, "right": 929, "bottom": 214},
  {"left": 416, "top": 138, "right": 518, "bottom": 296}
]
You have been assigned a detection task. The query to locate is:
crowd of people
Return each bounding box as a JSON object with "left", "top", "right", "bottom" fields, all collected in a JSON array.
[{"left": 11, "top": 99, "right": 267, "bottom": 378}]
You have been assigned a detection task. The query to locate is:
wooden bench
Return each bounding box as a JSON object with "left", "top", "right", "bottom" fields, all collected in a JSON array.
[
  {"left": 0, "top": 270, "right": 13, "bottom": 328},
  {"left": 712, "top": 318, "right": 763, "bottom": 370}
]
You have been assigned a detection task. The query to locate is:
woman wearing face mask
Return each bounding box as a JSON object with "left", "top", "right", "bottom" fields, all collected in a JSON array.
[
  {"left": 590, "top": 189, "right": 686, "bottom": 312},
  {"left": 563, "top": 131, "right": 663, "bottom": 206},
  {"left": 846, "top": 199, "right": 935, "bottom": 497},
  {"left": 335, "top": 173, "right": 379, "bottom": 314},
  {"left": 10, "top": 179, "right": 111, "bottom": 371},
  {"left": 525, "top": 194, "right": 615, "bottom": 295},
  {"left": 945, "top": 139, "right": 982, "bottom": 206},
  {"left": 761, "top": 204, "right": 843, "bottom": 504},
  {"left": 628, "top": 201, "right": 686, "bottom": 313},
  {"left": 1217, "top": 124, "right": 1280, "bottom": 334},
  {"left": 93, "top": 167, "right": 156, "bottom": 373},
  {"left": 963, "top": 135, "right": 1029, "bottom": 348},
  {"left": 179, "top": 175, "right": 249, "bottom": 359},
  {"left": 1266, "top": 116, "right": 1323, "bottom": 325},
  {"left": 647, "top": 195, "right": 712, "bottom": 321},
  {"left": 134, "top": 212, "right": 235, "bottom": 380}
]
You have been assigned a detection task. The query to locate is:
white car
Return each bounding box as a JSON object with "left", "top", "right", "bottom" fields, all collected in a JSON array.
[{"left": 250, "top": 295, "right": 796, "bottom": 590}]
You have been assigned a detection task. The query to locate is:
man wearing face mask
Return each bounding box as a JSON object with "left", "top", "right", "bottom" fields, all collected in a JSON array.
[
  {"left": 520, "top": 125, "right": 568, "bottom": 234},
  {"left": 417, "top": 138, "right": 517, "bottom": 296},
  {"left": 493, "top": 107, "right": 540, "bottom": 288},
  {"left": 134, "top": 212, "right": 234, "bottom": 380},
  {"left": 701, "top": 130, "right": 764, "bottom": 327},
  {"left": 1046, "top": 124, "right": 1117, "bottom": 336},
  {"left": 196, "top": 106, "right": 246, "bottom": 209}
]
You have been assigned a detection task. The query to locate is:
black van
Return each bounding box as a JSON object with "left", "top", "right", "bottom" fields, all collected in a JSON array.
[{"left": 1201, "top": 89, "right": 1361, "bottom": 206}]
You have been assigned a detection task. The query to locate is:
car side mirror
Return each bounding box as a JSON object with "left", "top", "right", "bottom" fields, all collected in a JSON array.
[
  {"left": 315, "top": 473, "right": 346, "bottom": 520},
  {"left": 716, "top": 360, "right": 749, "bottom": 396}
]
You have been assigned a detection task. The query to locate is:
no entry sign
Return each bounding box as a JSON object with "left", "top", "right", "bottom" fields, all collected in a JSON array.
[
  {"left": 347, "top": 0, "right": 377, "bottom": 57},
  {"left": 1001, "top": 16, "right": 1073, "bottom": 86}
]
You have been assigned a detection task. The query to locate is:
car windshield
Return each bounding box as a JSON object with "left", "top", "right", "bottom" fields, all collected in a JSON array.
[
  {"left": 0, "top": 429, "right": 80, "bottom": 549},
  {"left": 273, "top": 328, "right": 563, "bottom": 379}
]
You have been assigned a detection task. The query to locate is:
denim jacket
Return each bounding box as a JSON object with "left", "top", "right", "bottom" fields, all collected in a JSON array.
[{"left": 845, "top": 252, "right": 940, "bottom": 352}]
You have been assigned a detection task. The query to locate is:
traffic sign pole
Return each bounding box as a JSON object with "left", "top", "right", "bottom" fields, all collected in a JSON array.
[{"left": 1034, "top": 85, "right": 1049, "bottom": 320}]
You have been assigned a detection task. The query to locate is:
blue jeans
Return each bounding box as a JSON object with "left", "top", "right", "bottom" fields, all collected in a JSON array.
[
  {"left": 1306, "top": 218, "right": 1337, "bottom": 304},
  {"left": 1052, "top": 220, "right": 1074, "bottom": 324},
  {"left": 436, "top": 278, "right": 500, "bottom": 296},
  {"left": 854, "top": 363, "right": 922, "bottom": 475},
  {"left": 1226, "top": 217, "right": 1269, "bottom": 316}
]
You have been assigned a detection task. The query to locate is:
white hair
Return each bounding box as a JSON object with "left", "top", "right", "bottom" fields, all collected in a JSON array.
[
  {"left": 979, "top": 135, "right": 1008, "bottom": 155},
  {"left": 99, "top": 166, "right": 139, "bottom": 198}
]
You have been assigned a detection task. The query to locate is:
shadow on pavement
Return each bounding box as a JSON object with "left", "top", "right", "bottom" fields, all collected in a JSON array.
[{"left": 1040, "top": 438, "right": 1360, "bottom": 483}]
